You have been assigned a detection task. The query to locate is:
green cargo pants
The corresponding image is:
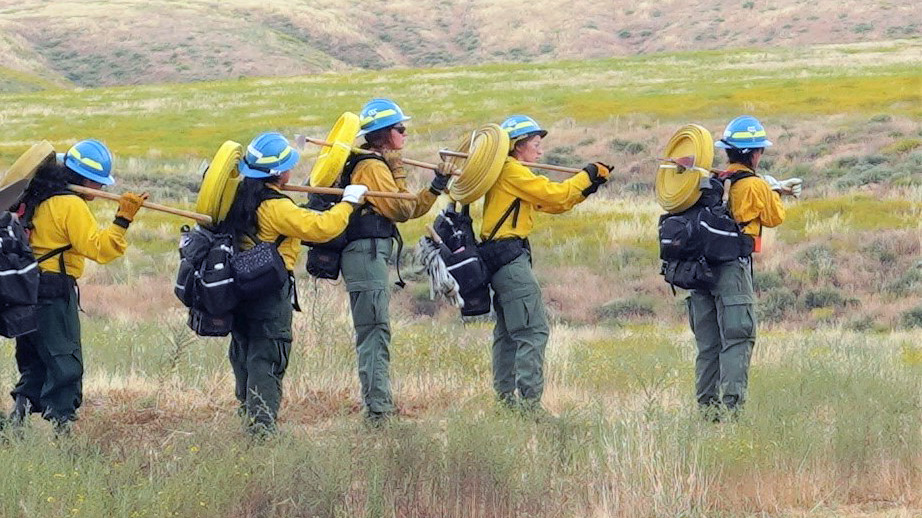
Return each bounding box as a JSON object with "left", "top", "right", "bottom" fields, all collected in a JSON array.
[
  {"left": 490, "top": 252, "right": 550, "bottom": 405},
  {"left": 12, "top": 286, "right": 83, "bottom": 425},
  {"left": 229, "top": 279, "right": 293, "bottom": 432},
  {"left": 341, "top": 238, "right": 396, "bottom": 416},
  {"left": 686, "top": 258, "right": 756, "bottom": 410}
]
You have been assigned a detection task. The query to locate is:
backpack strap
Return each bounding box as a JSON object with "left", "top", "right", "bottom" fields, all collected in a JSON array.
[
  {"left": 242, "top": 187, "right": 293, "bottom": 248},
  {"left": 36, "top": 244, "right": 73, "bottom": 278},
  {"left": 485, "top": 198, "right": 521, "bottom": 242}
]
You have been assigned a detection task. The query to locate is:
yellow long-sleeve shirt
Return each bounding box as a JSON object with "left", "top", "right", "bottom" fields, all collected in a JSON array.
[
  {"left": 725, "top": 164, "right": 786, "bottom": 237},
  {"left": 350, "top": 156, "right": 438, "bottom": 222},
  {"left": 29, "top": 194, "right": 128, "bottom": 278},
  {"left": 248, "top": 185, "right": 355, "bottom": 270},
  {"left": 480, "top": 157, "right": 593, "bottom": 241}
]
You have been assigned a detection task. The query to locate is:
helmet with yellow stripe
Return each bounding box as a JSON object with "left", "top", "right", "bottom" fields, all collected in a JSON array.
[
  {"left": 239, "top": 132, "right": 300, "bottom": 179},
  {"left": 63, "top": 139, "right": 115, "bottom": 185},
  {"left": 715, "top": 115, "right": 772, "bottom": 151},
  {"left": 357, "top": 98, "right": 411, "bottom": 137},
  {"left": 500, "top": 115, "right": 548, "bottom": 151}
]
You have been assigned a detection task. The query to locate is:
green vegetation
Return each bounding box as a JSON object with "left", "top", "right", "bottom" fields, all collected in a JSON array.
[
  {"left": 1, "top": 40, "right": 920, "bottom": 163},
  {"left": 0, "top": 37, "right": 920, "bottom": 517}
]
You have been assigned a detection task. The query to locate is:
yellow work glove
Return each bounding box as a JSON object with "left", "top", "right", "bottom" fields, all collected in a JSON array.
[
  {"left": 115, "top": 192, "right": 149, "bottom": 227},
  {"left": 382, "top": 150, "right": 407, "bottom": 180}
]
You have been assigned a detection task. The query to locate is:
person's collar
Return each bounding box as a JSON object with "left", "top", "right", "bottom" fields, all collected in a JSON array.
[{"left": 717, "top": 163, "right": 754, "bottom": 179}]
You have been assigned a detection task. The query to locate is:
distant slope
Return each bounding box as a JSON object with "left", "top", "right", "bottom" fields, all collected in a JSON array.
[{"left": 0, "top": 0, "right": 918, "bottom": 89}]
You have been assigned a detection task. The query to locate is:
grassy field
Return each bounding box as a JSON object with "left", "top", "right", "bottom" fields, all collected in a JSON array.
[{"left": 0, "top": 40, "right": 920, "bottom": 517}]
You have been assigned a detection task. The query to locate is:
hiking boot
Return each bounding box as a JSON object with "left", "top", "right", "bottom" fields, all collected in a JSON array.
[
  {"left": 9, "top": 395, "right": 31, "bottom": 427},
  {"left": 364, "top": 410, "right": 396, "bottom": 429},
  {"left": 496, "top": 392, "right": 517, "bottom": 411}
]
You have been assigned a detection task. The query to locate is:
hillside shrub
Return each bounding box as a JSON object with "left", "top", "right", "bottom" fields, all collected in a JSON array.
[
  {"left": 884, "top": 268, "right": 922, "bottom": 296},
  {"left": 596, "top": 295, "right": 656, "bottom": 322},
  {"left": 803, "top": 287, "right": 846, "bottom": 309},
  {"left": 758, "top": 287, "right": 797, "bottom": 323},
  {"left": 799, "top": 245, "right": 837, "bottom": 283},
  {"left": 900, "top": 305, "right": 922, "bottom": 328},
  {"left": 608, "top": 139, "right": 646, "bottom": 155},
  {"left": 754, "top": 270, "right": 784, "bottom": 292}
]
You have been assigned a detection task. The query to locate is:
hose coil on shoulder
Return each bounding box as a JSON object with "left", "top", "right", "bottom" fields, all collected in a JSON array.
[{"left": 446, "top": 124, "right": 509, "bottom": 205}]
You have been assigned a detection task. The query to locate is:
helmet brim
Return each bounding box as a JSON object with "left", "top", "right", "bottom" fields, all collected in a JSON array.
[
  {"left": 237, "top": 161, "right": 273, "bottom": 179},
  {"left": 715, "top": 138, "right": 772, "bottom": 150},
  {"left": 356, "top": 115, "right": 412, "bottom": 137},
  {"left": 64, "top": 158, "right": 115, "bottom": 185}
]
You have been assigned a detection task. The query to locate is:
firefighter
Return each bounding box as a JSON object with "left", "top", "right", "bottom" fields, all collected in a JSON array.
[
  {"left": 8, "top": 140, "right": 148, "bottom": 435},
  {"left": 480, "top": 115, "right": 611, "bottom": 416},
  {"left": 688, "top": 115, "right": 801, "bottom": 419}
]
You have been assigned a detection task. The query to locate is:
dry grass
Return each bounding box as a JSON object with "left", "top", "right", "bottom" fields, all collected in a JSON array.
[{"left": 1, "top": 1, "right": 919, "bottom": 87}]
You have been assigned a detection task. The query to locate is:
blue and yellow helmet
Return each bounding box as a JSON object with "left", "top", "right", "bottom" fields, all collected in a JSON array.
[
  {"left": 357, "top": 98, "right": 411, "bottom": 137},
  {"left": 239, "top": 132, "right": 300, "bottom": 179},
  {"left": 500, "top": 115, "right": 548, "bottom": 141},
  {"left": 715, "top": 115, "right": 772, "bottom": 151},
  {"left": 63, "top": 139, "right": 115, "bottom": 185}
]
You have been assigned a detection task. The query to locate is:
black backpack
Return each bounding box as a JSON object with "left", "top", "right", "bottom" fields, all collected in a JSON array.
[
  {"left": 658, "top": 175, "right": 755, "bottom": 291},
  {"left": 0, "top": 211, "right": 40, "bottom": 338},
  {"left": 431, "top": 204, "right": 492, "bottom": 316},
  {"left": 0, "top": 208, "right": 72, "bottom": 338},
  {"left": 175, "top": 188, "right": 291, "bottom": 336}
]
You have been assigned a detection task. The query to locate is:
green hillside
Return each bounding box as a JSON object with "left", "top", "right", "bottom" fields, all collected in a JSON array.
[{"left": 0, "top": 0, "right": 919, "bottom": 88}]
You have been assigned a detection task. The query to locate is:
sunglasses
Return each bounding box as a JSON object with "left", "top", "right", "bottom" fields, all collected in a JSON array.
[{"left": 392, "top": 125, "right": 407, "bottom": 135}]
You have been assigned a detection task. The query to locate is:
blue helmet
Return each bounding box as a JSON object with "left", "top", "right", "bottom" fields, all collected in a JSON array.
[
  {"left": 357, "top": 98, "right": 411, "bottom": 137},
  {"left": 63, "top": 139, "right": 115, "bottom": 185},
  {"left": 500, "top": 115, "right": 548, "bottom": 141},
  {"left": 239, "top": 132, "right": 300, "bottom": 179},
  {"left": 715, "top": 115, "right": 772, "bottom": 151}
]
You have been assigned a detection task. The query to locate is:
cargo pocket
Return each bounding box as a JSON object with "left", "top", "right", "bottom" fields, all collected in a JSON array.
[
  {"left": 498, "top": 288, "right": 545, "bottom": 336},
  {"left": 349, "top": 289, "right": 390, "bottom": 327},
  {"left": 685, "top": 296, "right": 695, "bottom": 334},
  {"left": 719, "top": 294, "right": 755, "bottom": 340},
  {"left": 273, "top": 339, "right": 292, "bottom": 379}
]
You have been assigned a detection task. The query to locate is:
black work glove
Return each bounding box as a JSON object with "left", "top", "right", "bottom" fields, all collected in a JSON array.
[
  {"left": 581, "top": 162, "right": 611, "bottom": 197},
  {"left": 429, "top": 161, "right": 454, "bottom": 195}
]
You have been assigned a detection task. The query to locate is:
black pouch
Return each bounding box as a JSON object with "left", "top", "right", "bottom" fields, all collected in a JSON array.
[
  {"left": 662, "top": 258, "right": 716, "bottom": 291},
  {"left": 306, "top": 246, "right": 342, "bottom": 280},
  {"left": 0, "top": 304, "right": 37, "bottom": 338},
  {"left": 658, "top": 210, "right": 702, "bottom": 261},
  {"left": 698, "top": 206, "right": 753, "bottom": 263},
  {"left": 478, "top": 238, "right": 527, "bottom": 276},
  {"left": 197, "top": 235, "right": 238, "bottom": 315},
  {"left": 231, "top": 238, "right": 287, "bottom": 299},
  {"left": 175, "top": 225, "right": 218, "bottom": 308},
  {"left": 174, "top": 259, "right": 197, "bottom": 307},
  {"left": 37, "top": 272, "right": 73, "bottom": 299},
  {"left": 187, "top": 308, "right": 233, "bottom": 337},
  {"left": 460, "top": 284, "right": 492, "bottom": 317}
]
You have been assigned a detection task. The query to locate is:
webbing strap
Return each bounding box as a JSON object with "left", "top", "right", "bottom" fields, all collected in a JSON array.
[{"left": 485, "top": 198, "right": 521, "bottom": 242}]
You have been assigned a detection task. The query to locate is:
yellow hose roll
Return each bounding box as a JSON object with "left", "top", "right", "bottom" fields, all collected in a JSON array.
[
  {"left": 0, "top": 141, "right": 56, "bottom": 209},
  {"left": 447, "top": 123, "right": 509, "bottom": 205},
  {"left": 309, "top": 112, "right": 360, "bottom": 187},
  {"left": 195, "top": 140, "right": 243, "bottom": 225},
  {"left": 655, "top": 124, "right": 714, "bottom": 213}
]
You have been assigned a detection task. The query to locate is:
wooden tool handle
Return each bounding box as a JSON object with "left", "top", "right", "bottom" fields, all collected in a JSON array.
[
  {"left": 439, "top": 149, "right": 582, "bottom": 175},
  {"left": 281, "top": 184, "right": 418, "bottom": 200},
  {"left": 67, "top": 185, "right": 213, "bottom": 225},
  {"left": 303, "top": 136, "right": 458, "bottom": 174},
  {"left": 426, "top": 224, "right": 443, "bottom": 244}
]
